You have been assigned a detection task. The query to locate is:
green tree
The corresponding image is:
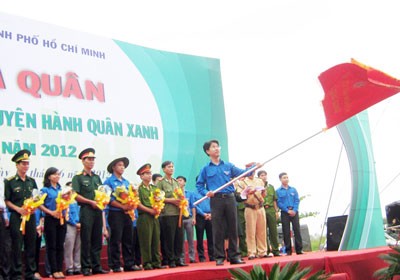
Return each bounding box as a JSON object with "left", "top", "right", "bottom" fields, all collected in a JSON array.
[{"left": 229, "top": 262, "right": 330, "bottom": 280}]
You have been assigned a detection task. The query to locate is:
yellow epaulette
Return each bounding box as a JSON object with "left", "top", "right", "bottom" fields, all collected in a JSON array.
[
  {"left": 76, "top": 171, "right": 83, "bottom": 175},
  {"left": 5, "top": 175, "right": 16, "bottom": 181}
]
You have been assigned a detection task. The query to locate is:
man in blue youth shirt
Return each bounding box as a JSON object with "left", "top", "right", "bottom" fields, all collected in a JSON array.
[
  {"left": 177, "top": 176, "right": 196, "bottom": 264},
  {"left": 104, "top": 157, "right": 140, "bottom": 272},
  {"left": 196, "top": 139, "right": 260, "bottom": 266},
  {"left": 276, "top": 172, "right": 303, "bottom": 255},
  {"left": 192, "top": 191, "right": 214, "bottom": 262}
]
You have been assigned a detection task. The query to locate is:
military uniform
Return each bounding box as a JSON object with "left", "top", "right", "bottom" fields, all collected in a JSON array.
[
  {"left": 136, "top": 164, "right": 163, "bottom": 270},
  {"left": 234, "top": 181, "right": 247, "bottom": 257},
  {"left": 156, "top": 177, "right": 184, "bottom": 267},
  {"left": 4, "top": 150, "right": 38, "bottom": 280},
  {"left": 263, "top": 183, "right": 280, "bottom": 256},
  {"left": 71, "top": 148, "right": 104, "bottom": 275}
]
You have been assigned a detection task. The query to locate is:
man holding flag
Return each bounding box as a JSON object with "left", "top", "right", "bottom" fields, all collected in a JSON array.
[{"left": 196, "top": 139, "right": 261, "bottom": 266}]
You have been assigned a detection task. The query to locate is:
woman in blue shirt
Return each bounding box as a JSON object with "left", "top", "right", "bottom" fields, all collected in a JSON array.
[{"left": 39, "top": 167, "right": 67, "bottom": 279}]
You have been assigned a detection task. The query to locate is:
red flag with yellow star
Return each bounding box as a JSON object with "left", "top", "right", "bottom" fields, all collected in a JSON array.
[{"left": 319, "top": 59, "right": 400, "bottom": 129}]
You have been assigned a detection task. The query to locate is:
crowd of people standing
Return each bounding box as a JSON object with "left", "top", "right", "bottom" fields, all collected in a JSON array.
[{"left": 0, "top": 140, "right": 303, "bottom": 280}]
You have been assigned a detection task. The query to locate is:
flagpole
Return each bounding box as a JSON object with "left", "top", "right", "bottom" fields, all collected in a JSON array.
[{"left": 193, "top": 129, "right": 325, "bottom": 206}]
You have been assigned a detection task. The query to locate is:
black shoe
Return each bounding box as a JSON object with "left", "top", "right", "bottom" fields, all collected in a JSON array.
[
  {"left": 189, "top": 259, "right": 197, "bottom": 263},
  {"left": 66, "top": 270, "right": 74, "bottom": 276},
  {"left": 209, "top": 257, "right": 215, "bottom": 261},
  {"left": 199, "top": 258, "right": 206, "bottom": 263},
  {"left": 296, "top": 251, "right": 304, "bottom": 255},
  {"left": 286, "top": 251, "right": 292, "bottom": 256},
  {"left": 73, "top": 270, "right": 82, "bottom": 275},
  {"left": 92, "top": 269, "right": 109, "bottom": 274},
  {"left": 216, "top": 259, "right": 224, "bottom": 266},
  {"left": 248, "top": 256, "right": 256, "bottom": 260},
  {"left": 230, "top": 258, "right": 246, "bottom": 265},
  {"left": 273, "top": 253, "right": 281, "bottom": 257},
  {"left": 143, "top": 264, "right": 154, "bottom": 270},
  {"left": 112, "top": 267, "right": 122, "bottom": 272},
  {"left": 82, "top": 269, "right": 92, "bottom": 276},
  {"left": 124, "top": 265, "right": 142, "bottom": 271},
  {"left": 169, "top": 262, "right": 176, "bottom": 268},
  {"left": 153, "top": 264, "right": 168, "bottom": 269},
  {"left": 176, "top": 261, "right": 188, "bottom": 267}
]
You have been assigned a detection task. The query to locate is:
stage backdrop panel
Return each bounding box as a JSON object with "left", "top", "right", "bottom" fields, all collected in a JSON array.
[{"left": 0, "top": 12, "right": 228, "bottom": 188}]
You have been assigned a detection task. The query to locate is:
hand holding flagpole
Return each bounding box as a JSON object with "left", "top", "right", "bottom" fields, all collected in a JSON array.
[{"left": 193, "top": 130, "right": 324, "bottom": 206}]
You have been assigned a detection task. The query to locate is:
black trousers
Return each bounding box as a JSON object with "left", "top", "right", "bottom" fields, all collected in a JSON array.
[
  {"left": 210, "top": 194, "right": 240, "bottom": 261},
  {"left": 132, "top": 226, "right": 141, "bottom": 266},
  {"left": 80, "top": 206, "right": 103, "bottom": 271},
  {"left": 44, "top": 216, "right": 66, "bottom": 273},
  {"left": 195, "top": 214, "right": 214, "bottom": 261},
  {"left": 281, "top": 211, "right": 303, "bottom": 253},
  {"left": 9, "top": 212, "right": 37, "bottom": 280},
  {"left": 108, "top": 211, "right": 134, "bottom": 269},
  {"left": 159, "top": 215, "right": 183, "bottom": 263},
  {"left": 0, "top": 213, "right": 11, "bottom": 279}
]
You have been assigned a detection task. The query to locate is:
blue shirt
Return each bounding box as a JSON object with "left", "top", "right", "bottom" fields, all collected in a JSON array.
[
  {"left": 132, "top": 209, "right": 138, "bottom": 227},
  {"left": 276, "top": 185, "right": 300, "bottom": 213},
  {"left": 41, "top": 184, "right": 62, "bottom": 212},
  {"left": 103, "top": 174, "right": 130, "bottom": 212},
  {"left": 67, "top": 202, "right": 80, "bottom": 226},
  {"left": 196, "top": 160, "right": 250, "bottom": 195},
  {"left": 35, "top": 208, "right": 43, "bottom": 226},
  {"left": 191, "top": 192, "right": 211, "bottom": 217},
  {"left": 184, "top": 189, "right": 194, "bottom": 218}
]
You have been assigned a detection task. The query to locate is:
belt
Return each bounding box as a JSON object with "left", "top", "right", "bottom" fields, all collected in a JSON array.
[
  {"left": 213, "top": 193, "right": 234, "bottom": 198},
  {"left": 244, "top": 203, "right": 263, "bottom": 210},
  {"left": 0, "top": 208, "right": 4, "bottom": 214}
]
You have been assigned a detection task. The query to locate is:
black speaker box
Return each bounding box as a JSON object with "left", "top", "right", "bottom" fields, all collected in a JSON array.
[
  {"left": 326, "top": 215, "right": 348, "bottom": 251},
  {"left": 385, "top": 201, "right": 400, "bottom": 226}
]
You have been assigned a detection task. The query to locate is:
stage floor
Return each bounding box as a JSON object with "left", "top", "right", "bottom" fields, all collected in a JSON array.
[{"left": 41, "top": 246, "right": 392, "bottom": 280}]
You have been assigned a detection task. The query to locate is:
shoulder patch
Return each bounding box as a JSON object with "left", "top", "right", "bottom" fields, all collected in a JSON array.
[{"left": 6, "top": 175, "right": 16, "bottom": 181}]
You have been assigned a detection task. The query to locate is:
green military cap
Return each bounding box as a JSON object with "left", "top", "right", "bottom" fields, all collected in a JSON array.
[
  {"left": 11, "top": 149, "right": 31, "bottom": 163},
  {"left": 137, "top": 163, "right": 152, "bottom": 175},
  {"left": 78, "top": 148, "right": 96, "bottom": 160},
  {"left": 107, "top": 157, "right": 129, "bottom": 173}
]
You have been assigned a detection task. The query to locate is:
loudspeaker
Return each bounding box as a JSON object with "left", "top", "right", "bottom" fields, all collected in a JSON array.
[
  {"left": 385, "top": 201, "right": 400, "bottom": 226},
  {"left": 326, "top": 215, "right": 348, "bottom": 251},
  {"left": 276, "top": 224, "right": 312, "bottom": 252}
]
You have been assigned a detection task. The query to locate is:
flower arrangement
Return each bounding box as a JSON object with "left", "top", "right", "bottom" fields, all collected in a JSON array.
[
  {"left": 149, "top": 188, "right": 165, "bottom": 219},
  {"left": 20, "top": 190, "right": 47, "bottom": 234},
  {"left": 173, "top": 187, "right": 189, "bottom": 227},
  {"left": 113, "top": 184, "right": 140, "bottom": 221},
  {"left": 94, "top": 185, "right": 111, "bottom": 210},
  {"left": 56, "top": 187, "right": 77, "bottom": 225}
]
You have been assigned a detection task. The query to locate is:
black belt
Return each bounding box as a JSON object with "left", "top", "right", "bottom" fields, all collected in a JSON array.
[
  {"left": 213, "top": 193, "right": 234, "bottom": 198},
  {"left": 244, "top": 203, "right": 263, "bottom": 209}
]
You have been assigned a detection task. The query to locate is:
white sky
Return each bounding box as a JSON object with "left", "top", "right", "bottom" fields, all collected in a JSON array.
[{"left": 2, "top": 0, "right": 400, "bottom": 236}]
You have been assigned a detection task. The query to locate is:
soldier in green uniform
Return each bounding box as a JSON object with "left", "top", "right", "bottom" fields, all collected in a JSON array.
[
  {"left": 156, "top": 161, "right": 187, "bottom": 268},
  {"left": 4, "top": 149, "right": 41, "bottom": 280},
  {"left": 258, "top": 170, "right": 280, "bottom": 256},
  {"left": 136, "top": 164, "right": 167, "bottom": 271},
  {"left": 72, "top": 148, "right": 109, "bottom": 276},
  {"left": 234, "top": 179, "right": 248, "bottom": 258}
]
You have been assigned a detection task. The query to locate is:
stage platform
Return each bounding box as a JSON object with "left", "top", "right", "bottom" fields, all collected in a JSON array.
[{"left": 40, "top": 246, "right": 393, "bottom": 280}]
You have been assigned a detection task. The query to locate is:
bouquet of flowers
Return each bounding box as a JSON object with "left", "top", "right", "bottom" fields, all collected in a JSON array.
[
  {"left": 173, "top": 187, "right": 189, "bottom": 227},
  {"left": 56, "top": 187, "right": 77, "bottom": 225},
  {"left": 94, "top": 185, "right": 112, "bottom": 210},
  {"left": 149, "top": 188, "right": 165, "bottom": 219},
  {"left": 113, "top": 184, "right": 140, "bottom": 221},
  {"left": 20, "top": 190, "right": 47, "bottom": 235}
]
